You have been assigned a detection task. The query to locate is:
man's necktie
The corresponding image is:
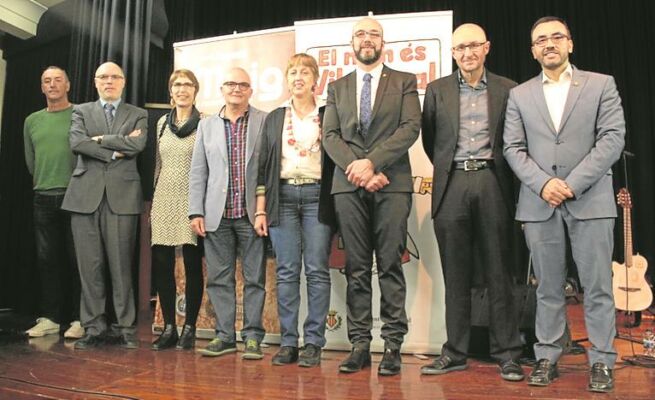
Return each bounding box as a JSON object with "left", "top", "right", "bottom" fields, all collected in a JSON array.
[
  {"left": 104, "top": 103, "right": 115, "bottom": 127},
  {"left": 360, "top": 73, "right": 372, "bottom": 136}
]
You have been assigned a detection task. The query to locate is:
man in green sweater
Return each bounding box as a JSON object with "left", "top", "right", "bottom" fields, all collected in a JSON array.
[{"left": 23, "top": 66, "right": 83, "bottom": 339}]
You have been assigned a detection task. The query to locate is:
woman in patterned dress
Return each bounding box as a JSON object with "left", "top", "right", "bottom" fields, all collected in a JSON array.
[
  {"left": 254, "top": 54, "right": 335, "bottom": 367},
  {"left": 150, "top": 69, "right": 203, "bottom": 350}
]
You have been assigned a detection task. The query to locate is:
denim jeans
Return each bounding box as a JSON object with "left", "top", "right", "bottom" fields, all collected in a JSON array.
[
  {"left": 33, "top": 192, "right": 80, "bottom": 323},
  {"left": 204, "top": 216, "right": 266, "bottom": 343},
  {"left": 269, "top": 183, "right": 332, "bottom": 347}
]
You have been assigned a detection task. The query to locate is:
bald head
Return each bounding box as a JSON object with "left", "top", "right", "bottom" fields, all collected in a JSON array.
[
  {"left": 352, "top": 17, "right": 384, "bottom": 37},
  {"left": 351, "top": 17, "right": 385, "bottom": 68},
  {"left": 451, "top": 23, "right": 490, "bottom": 78},
  {"left": 452, "top": 23, "right": 487, "bottom": 47},
  {"left": 221, "top": 66, "right": 252, "bottom": 110},
  {"left": 94, "top": 62, "right": 126, "bottom": 101}
]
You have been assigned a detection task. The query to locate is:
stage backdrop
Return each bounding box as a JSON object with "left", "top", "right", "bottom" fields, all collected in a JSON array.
[{"left": 155, "top": 11, "right": 451, "bottom": 354}]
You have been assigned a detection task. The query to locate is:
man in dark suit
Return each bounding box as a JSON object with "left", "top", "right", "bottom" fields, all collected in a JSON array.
[
  {"left": 322, "top": 16, "right": 421, "bottom": 376},
  {"left": 420, "top": 23, "right": 524, "bottom": 381},
  {"left": 62, "top": 61, "right": 147, "bottom": 350},
  {"left": 504, "top": 17, "right": 625, "bottom": 392}
]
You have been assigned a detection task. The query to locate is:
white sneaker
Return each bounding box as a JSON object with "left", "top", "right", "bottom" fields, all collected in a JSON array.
[
  {"left": 26, "top": 317, "right": 60, "bottom": 337},
  {"left": 64, "top": 321, "right": 85, "bottom": 339}
]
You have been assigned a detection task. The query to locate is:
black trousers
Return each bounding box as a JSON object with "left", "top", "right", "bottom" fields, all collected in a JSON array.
[
  {"left": 33, "top": 192, "right": 80, "bottom": 324},
  {"left": 334, "top": 190, "right": 411, "bottom": 349},
  {"left": 434, "top": 169, "right": 522, "bottom": 362},
  {"left": 151, "top": 243, "right": 204, "bottom": 326}
]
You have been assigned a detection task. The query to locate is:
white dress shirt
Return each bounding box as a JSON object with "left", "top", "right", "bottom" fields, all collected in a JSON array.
[{"left": 542, "top": 63, "right": 573, "bottom": 132}]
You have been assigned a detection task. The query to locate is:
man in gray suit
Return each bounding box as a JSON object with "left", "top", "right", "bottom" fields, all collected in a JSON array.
[
  {"left": 420, "top": 23, "right": 524, "bottom": 381},
  {"left": 504, "top": 16, "right": 625, "bottom": 392},
  {"left": 189, "top": 67, "right": 267, "bottom": 360},
  {"left": 62, "top": 62, "right": 147, "bottom": 350},
  {"left": 323, "top": 17, "right": 421, "bottom": 376}
]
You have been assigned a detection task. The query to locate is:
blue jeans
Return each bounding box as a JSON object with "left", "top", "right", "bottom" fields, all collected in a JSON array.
[
  {"left": 204, "top": 216, "right": 266, "bottom": 343},
  {"left": 269, "top": 184, "right": 332, "bottom": 347}
]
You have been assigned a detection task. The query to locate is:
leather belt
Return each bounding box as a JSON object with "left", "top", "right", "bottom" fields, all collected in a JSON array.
[
  {"left": 281, "top": 178, "right": 321, "bottom": 185},
  {"left": 453, "top": 160, "right": 494, "bottom": 171}
]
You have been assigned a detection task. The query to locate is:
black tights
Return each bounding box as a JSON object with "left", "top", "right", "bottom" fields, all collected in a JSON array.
[{"left": 152, "top": 244, "right": 203, "bottom": 326}]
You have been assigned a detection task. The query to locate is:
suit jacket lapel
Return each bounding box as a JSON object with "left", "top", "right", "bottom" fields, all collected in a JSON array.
[
  {"left": 213, "top": 116, "right": 228, "bottom": 162},
  {"left": 346, "top": 72, "right": 357, "bottom": 125},
  {"left": 111, "top": 103, "right": 129, "bottom": 135},
  {"left": 486, "top": 73, "right": 503, "bottom": 150},
  {"left": 529, "top": 75, "right": 558, "bottom": 135},
  {"left": 443, "top": 73, "right": 460, "bottom": 143},
  {"left": 370, "top": 65, "right": 390, "bottom": 122},
  {"left": 246, "top": 109, "right": 260, "bottom": 164},
  {"left": 92, "top": 100, "right": 109, "bottom": 135},
  {"left": 558, "top": 68, "right": 587, "bottom": 133}
]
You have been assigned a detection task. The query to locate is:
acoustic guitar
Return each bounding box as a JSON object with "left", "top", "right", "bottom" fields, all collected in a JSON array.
[{"left": 612, "top": 188, "right": 653, "bottom": 311}]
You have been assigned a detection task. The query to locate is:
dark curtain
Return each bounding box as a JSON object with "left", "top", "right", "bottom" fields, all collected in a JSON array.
[
  {"left": 2, "top": 0, "right": 654, "bottom": 311},
  {"left": 68, "top": 0, "right": 164, "bottom": 105}
]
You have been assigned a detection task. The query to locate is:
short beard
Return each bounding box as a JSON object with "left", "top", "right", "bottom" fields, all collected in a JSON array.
[{"left": 356, "top": 48, "right": 382, "bottom": 65}]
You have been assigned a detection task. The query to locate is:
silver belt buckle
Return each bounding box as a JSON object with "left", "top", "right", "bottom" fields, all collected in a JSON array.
[{"left": 464, "top": 160, "right": 476, "bottom": 171}]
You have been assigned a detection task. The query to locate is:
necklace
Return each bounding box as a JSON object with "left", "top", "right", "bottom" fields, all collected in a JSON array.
[{"left": 285, "top": 106, "right": 321, "bottom": 157}]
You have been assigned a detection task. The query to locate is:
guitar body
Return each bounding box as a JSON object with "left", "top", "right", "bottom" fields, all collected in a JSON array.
[{"left": 612, "top": 253, "right": 652, "bottom": 311}]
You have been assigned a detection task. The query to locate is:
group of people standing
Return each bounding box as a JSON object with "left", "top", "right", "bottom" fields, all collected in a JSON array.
[{"left": 23, "top": 14, "right": 625, "bottom": 394}]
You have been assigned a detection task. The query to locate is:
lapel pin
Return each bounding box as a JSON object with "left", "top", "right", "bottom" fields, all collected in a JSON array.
[{"left": 573, "top": 81, "right": 579, "bottom": 86}]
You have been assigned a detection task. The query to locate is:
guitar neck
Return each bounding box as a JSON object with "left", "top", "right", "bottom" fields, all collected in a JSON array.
[{"left": 624, "top": 206, "right": 633, "bottom": 267}]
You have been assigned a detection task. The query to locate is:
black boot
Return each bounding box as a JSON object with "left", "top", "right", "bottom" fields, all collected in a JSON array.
[
  {"left": 151, "top": 324, "right": 178, "bottom": 351},
  {"left": 176, "top": 324, "right": 196, "bottom": 350}
]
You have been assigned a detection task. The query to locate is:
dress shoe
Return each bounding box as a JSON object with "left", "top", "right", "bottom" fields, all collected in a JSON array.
[
  {"left": 527, "top": 359, "right": 558, "bottom": 386},
  {"left": 378, "top": 347, "right": 401, "bottom": 376},
  {"left": 421, "top": 354, "right": 467, "bottom": 375},
  {"left": 499, "top": 359, "right": 525, "bottom": 381},
  {"left": 298, "top": 343, "right": 322, "bottom": 368},
  {"left": 176, "top": 324, "right": 196, "bottom": 350},
  {"left": 74, "top": 334, "right": 103, "bottom": 350},
  {"left": 272, "top": 346, "right": 299, "bottom": 365},
  {"left": 151, "top": 324, "right": 178, "bottom": 351},
  {"left": 118, "top": 333, "right": 139, "bottom": 349},
  {"left": 339, "top": 347, "right": 371, "bottom": 373},
  {"left": 588, "top": 362, "right": 614, "bottom": 393}
]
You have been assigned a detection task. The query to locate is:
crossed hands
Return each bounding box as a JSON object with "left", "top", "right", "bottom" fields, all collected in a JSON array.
[
  {"left": 90, "top": 129, "right": 142, "bottom": 159},
  {"left": 345, "top": 159, "right": 389, "bottom": 192},
  {"left": 541, "top": 178, "right": 575, "bottom": 208}
]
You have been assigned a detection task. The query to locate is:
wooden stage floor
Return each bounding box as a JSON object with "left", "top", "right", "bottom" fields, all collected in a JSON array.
[{"left": 1, "top": 304, "right": 654, "bottom": 400}]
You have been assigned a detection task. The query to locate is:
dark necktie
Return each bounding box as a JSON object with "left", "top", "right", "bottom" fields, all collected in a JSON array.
[
  {"left": 104, "top": 103, "right": 115, "bottom": 127},
  {"left": 360, "top": 73, "right": 372, "bottom": 136}
]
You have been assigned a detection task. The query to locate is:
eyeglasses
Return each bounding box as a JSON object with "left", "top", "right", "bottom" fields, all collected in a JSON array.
[
  {"left": 452, "top": 42, "right": 487, "bottom": 54},
  {"left": 353, "top": 30, "right": 382, "bottom": 40},
  {"left": 172, "top": 82, "right": 195, "bottom": 89},
  {"left": 95, "top": 74, "right": 124, "bottom": 82},
  {"left": 532, "top": 33, "right": 569, "bottom": 47},
  {"left": 223, "top": 81, "right": 251, "bottom": 91}
]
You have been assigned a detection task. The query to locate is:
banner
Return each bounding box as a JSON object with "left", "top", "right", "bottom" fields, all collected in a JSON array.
[
  {"left": 160, "top": 11, "right": 453, "bottom": 354},
  {"left": 295, "top": 11, "right": 452, "bottom": 353}
]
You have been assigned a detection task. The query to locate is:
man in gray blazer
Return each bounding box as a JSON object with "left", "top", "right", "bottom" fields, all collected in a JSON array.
[
  {"left": 62, "top": 62, "right": 147, "bottom": 350},
  {"left": 504, "top": 17, "right": 625, "bottom": 392},
  {"left": 323, "top": 17, "right": 421, "bottom": 376},
  {"left": 188, "top": 67, "right": 267, "bottom": 360},
  {"left": 420, "top": 23, "right": 524, "bottom": 381}
]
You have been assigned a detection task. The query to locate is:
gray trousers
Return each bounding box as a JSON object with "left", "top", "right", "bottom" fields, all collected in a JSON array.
[
  {"left": 71, "top": 197, "right": 137, "bottom": 336},
  {"left": 524, "top": 206, "right": 617, "bottom": 367},
  {"left": 204, "top": 216, "right": 266, "bottom": 343}
]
